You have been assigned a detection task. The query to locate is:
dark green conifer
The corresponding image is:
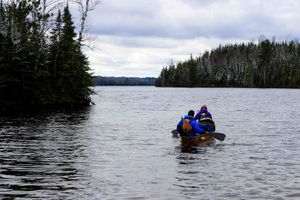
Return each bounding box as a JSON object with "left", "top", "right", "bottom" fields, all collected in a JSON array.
[
  {"left": 0, "top": 1, "right": 93, "bottom": 111},
  {"left": 156, "top": 39, "right": 300, "bottom": 88}
]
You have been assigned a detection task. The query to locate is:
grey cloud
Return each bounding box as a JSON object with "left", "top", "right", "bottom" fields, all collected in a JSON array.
[
  {"left": 84, "top": 0, "right": 300, "bottom": 77},
  {"left": 88, "top": 0, "right": 300, "bottom": 40}
]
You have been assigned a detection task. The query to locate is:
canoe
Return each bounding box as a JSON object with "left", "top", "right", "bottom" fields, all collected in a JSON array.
[{"left": 181, "top": 132, "right": 215, "bottom": 147}]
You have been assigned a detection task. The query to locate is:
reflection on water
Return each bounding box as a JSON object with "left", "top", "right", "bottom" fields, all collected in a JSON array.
[
  {"left": 0, "top": 108, "right": 93, "bottom": 199},
  {"left": 1, "top": 87, "right": 300, "bottom": 199}
]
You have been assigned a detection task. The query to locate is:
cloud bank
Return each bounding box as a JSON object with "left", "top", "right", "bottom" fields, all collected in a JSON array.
[{"left": 83, "top": 0, "right": 300, "bottom": 77}]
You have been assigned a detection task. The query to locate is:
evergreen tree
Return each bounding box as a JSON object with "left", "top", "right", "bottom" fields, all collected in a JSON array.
[
  {"left": 48, "top": 10, "right": 62, "bottom": 102},
  {"left": 156, "top": 38, "right": 300, "bottom": 88},
  {"left": 52, "top": 5, "right": 92, "bottom": 104},
  {"left": 0, "top": 1, "right": 94, "bottom": 111}
]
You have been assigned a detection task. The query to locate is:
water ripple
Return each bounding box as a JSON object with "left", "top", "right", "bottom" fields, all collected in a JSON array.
[{"left": 1, "top": 87, "right": 300, "bottom": 199}]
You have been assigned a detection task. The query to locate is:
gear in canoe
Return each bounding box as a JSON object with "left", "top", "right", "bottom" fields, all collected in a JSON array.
[
  {"left": 173, "top": 108, "right": 225, "bottom": 147},
  {"left": 176, "top": 110, "right": 213, "bottom": 137}
]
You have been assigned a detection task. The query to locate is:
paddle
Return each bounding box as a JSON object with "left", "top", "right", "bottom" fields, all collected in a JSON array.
[
  {"left": 171, "top": 129, "right": 180, "bottom": 138},
  {"left": 212, "top": 132, "right": 226, "bottom": 141},
  {"left": 171, "top": 129, "right": 226, "bottom": 141}
]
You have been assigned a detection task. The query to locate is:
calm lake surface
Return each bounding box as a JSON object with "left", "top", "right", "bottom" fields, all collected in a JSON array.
[{"left": 1, "top": 86, "right": 300, "bottom": 200}]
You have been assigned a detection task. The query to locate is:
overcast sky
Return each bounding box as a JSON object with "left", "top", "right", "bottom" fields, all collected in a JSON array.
[{"left": 82, "top": 0, "right": 300, "bottom": 77}]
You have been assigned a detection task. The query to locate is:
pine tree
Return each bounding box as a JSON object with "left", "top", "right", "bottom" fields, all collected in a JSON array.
[
  {"left": 156, "top": 38, "right": 300, "bottom": 88},
  {"left": 1, "top": 1, "right": 93, "bottom": 111},
  {"left": 52, "top": 5, "right": 92, "bottom": 104}
]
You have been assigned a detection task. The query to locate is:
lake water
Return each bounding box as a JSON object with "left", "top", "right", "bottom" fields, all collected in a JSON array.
[{"left": 0, "top": 86, "right": 300, "bottom": 200}]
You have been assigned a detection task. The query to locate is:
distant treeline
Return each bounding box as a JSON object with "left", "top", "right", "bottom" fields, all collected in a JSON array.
[
  {"left": 156, "top": 39, "right": 300, "bottom": 88},
  {"left": 0, "top": 1, "right": 93, "bottom": 111},
  {"left": 93, "top": 76, "right": 156, "bottom": 86}
]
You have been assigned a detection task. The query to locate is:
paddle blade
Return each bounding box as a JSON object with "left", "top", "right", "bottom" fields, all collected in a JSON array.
[
  {"left": 212, "top": 132, "right": 226, "bottom": 141},
  {"left": 171, "top": 129, "right": 180, "bottom": 138}
]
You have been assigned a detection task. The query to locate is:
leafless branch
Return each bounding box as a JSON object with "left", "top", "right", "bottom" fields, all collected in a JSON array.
[{"left": 72, "top": 0, "right": 101, "bottom": 44}]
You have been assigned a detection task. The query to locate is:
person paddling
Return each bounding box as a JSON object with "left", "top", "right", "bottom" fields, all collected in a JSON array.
[
  {"left": 194, "top": 104, "right": 212, "bottom": 120},
  {"left": 194, "top": 104, "right": 215, "bottom": 131},
  {"left": 176, "top": 110, "right": 207, "bottom": 137}
]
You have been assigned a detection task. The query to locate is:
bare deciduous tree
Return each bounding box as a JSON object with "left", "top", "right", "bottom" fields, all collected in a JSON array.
[{"left": 72, "top": 0, "right": 100, "bottom": 44}]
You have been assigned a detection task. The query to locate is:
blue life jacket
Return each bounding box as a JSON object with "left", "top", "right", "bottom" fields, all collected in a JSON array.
[{"left": 177, "top": 115, "right": 205, "bottom": 136}]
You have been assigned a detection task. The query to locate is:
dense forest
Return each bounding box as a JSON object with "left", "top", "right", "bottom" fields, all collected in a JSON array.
[
  {"left": 0, "top": 0, "right": 93, "bottom": 111},
  {"left": 93, "top": 76, "right": 156, "bottom": 86},
  {"left": 156, "top": 39, "right": 300, "bottom": 88}
]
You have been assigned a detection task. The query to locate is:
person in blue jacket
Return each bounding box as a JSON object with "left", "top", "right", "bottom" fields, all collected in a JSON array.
[{"left": 177, "top": 110, "right": 207, "bottom": 137}]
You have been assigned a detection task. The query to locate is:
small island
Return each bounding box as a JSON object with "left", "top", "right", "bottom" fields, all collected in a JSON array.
[{"left": 0, "top": 1, "right": 93, "bottom": 111}]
